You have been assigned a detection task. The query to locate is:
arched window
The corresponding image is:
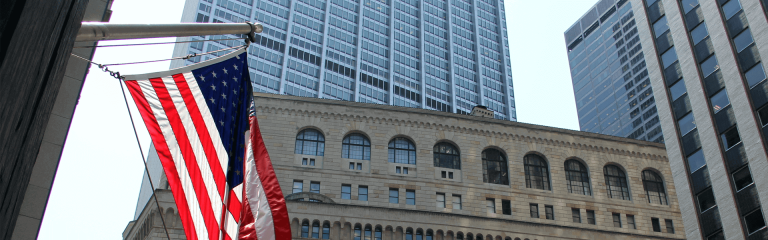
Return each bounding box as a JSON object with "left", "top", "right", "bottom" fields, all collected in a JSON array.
[
  {"left": 416, "top": 229, "right": 423, "bottom": 240},
  {"left": 322, "top": 223, "right": 330, "bottom": 239},
  {"left": 354, "top": 225, "right": 362, "bottom": 240},
  {"left": 301, "top": 221, "right": 310, "bottom": 238},
  {"left": 389, "top": 137, "right": 416, "bottom": 164},
  {"left": 364, "top": 226, "right": 372, "bottom": 240},
  {"left": 434, "top": 142, "right": 461, "bottom": 169},
  {"left": 565, "top": 159, "right": 591, "bottom": 195},
  {"left": 482, "top": 149, "right": 509, "bottom": 185},
  {"left": 295, "top": 129, "right": 325, "bottom": 156},
  {"left": 426, "top": 230, "right": 433, "bottom": 240},
  {"left": 405, "top": 229, "right": 414, "bottom": 240},
  {"left": 604, "top": 165, "right": 630, "bottom": 200},
  {"left": 374, "top": 227, "right": 382, "bottom": 240},
  {"left": 642, "top": 170, "right": 668, "bottom": 205},
  {"left": 312, "top": 222, "right": 320, "bottom": 238},
  {"left": 476, "top": 234, "right": 483, "bottom": 240},
  {"left": 456, "top": 233, "right": 464, "bottom": 240},
  {"left": 524, "top": 154, "right": 550, "bottom": 190},
  {"left": 343, "top": 133, "right": 371, "bottom": 160}
]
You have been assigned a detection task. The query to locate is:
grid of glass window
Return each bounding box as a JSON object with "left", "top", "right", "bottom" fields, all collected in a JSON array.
[
  {"left": 711, "top": 0, "right": 766, "bottom": 236},
  {"left": 565, "top": 0, "right": 662, "bottom": 142},
  {"left": 645, "top": 0, "right": 725, "bottom": 237},
  {"left": 342, "top": 133, "right": 371, "bottom": 160},
  {"left": 295, "top": 129, "right": 326, "bottom": 155},
  {"left": 565, "top": 160, "right": 591, "bottom": 195},
  {"left": 184, "top": 0, "right": 516, "bottom": 121}
]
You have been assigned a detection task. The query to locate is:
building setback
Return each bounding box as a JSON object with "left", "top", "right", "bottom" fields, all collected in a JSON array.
[
  {"left": 124, "top": 93, "right": 686, "bottom": 240},
  {"left": 614, "top": 0, "right": 768, "bottom": 239},
  {"left": 169, "top": 0, "right": 516, "bottom": 120},
  {"left": 564, "top": 0, "right": 663, "bottom": 143}
]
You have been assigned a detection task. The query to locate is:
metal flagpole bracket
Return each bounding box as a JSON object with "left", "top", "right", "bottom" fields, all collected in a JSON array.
[{"left": 245, "top": 21, "right": 260, "bottom": 44}]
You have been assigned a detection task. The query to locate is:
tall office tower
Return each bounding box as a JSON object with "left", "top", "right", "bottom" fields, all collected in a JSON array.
[
  {"left": 564, "top": 0, "right": 664, "bottom": 143},
  {"left": 170, "top": 0, "right": 517, "bottom": 120},
  {"left": 612, "top": 0, "right": 768, "bottom": 239}
]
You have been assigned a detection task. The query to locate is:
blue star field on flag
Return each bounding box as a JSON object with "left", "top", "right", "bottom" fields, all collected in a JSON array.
[{"left": 191, "top": 52, "right": 252, "bottom": 189}]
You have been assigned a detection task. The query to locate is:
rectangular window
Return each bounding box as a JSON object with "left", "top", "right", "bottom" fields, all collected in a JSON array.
[
  {"left": 389, "top": 188, "right": 399, "bottom": 203},
  {"left": 349, "top": 162, "right": 355, "bottom": 169},
  {"left": 358, "top": 186, "right": 368, "bottom": 201},
  {"left": 613, "top": 213, "right": 622, "bottom": 228},
  {"left": 448, "top": 172, "right": 454, "bottom": 179},
  {"left": 652, "top": 218, "right": 661, "bottom": 232},
  {"left": 502, "top": 200, "right": 512, "bottom": 215},
  {"left": 545, "top": 205, "right": 555, "bottom": 220},
  {"left": 406, "top": 190, "right": 416, "bottom": 205},
  {"left": 310, "top": 158, "right": 316, "bottom": 166},
  {"left": 437, "top": 193, "right": 446, "bottom": 208},
  {"left": 341, "top": 184, "right": 351, "bottom": 199},
  {"left": 403, "top": 167, "right": 409, "bottom": 174},
  {"left": 396, "top": 167, "right": 401, "bottom": 173},
  {"left": 572, "top": 208, "right": 581, "bottom": 223},
  {"left": 302, "top": 158, "right": 308, "bottom": 165},
  {"left": 293, "top": 180, "right": 303, "bottom": 193},
  {"left": 587, "top": 210, "right": 596, "bottom": 225},
  {"left": 357, "top": 163, "right": 362, "bottom": 170},
  {"left": 486, "top": 198, "right": 496, "bottom": 214},
  {"left": 627, "top": 215, "right": 636, "bottom": 229},
  {"left": 530, "top": 204, "right": 539, "bottom": 218},
  {"left": 452, "top": 195, "right": 462, "bottom": 210},
  {"left": 310, "top": 182, "right": 320, "bottom": 193},
  {"left": 665, "top": 219, "right": 674, "bottom": 233}
]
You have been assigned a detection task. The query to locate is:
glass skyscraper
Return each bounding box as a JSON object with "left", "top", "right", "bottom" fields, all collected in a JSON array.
[
  {"left": 564, "top": 0, "right": 662, "bottom": 142},
  {"left": 173, "top": 0, "right": 516, "bottom": 120}
]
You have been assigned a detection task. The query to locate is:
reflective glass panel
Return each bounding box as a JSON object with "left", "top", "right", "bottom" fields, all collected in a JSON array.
[
  {"left": 678, "top": 113, "right": 697, "bottom": 135},
  {"left": 733, "top": 30, "right": 753, "bottom": 53},
  {"left": 746, "top": 65, "right": 766, "bottom": 88},
  {"left": 710, "top": 90, "right": 730, "bottom": 113},
  {"left": 670, "top": 80, "right": 687, "bottom": 100},
  {"left": 691, "top": 24, "right": 709, "bottom": 45},
  {"left": 687, "top": 150, "right": 706, "bottom": 173},
  {"left": 722, "top": 0, "right": 742, "bottom": 20}
]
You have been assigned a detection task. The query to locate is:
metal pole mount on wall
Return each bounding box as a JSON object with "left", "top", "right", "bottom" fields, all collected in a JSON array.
[{"left": 75, "top": 22, "right": 262, "bottom": 42}]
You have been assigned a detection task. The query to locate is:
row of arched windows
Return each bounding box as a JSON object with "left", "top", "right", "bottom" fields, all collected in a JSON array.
[
  {"left": 299, "top": 221, "right": 533, "bottom": 240},
  {"left": 294, "top": 129, "right": 668, "bottom": 204}
]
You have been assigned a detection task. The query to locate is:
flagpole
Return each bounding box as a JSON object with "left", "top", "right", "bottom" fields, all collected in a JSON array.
[{"left": 75, "top": 22, "right": 262, "bottom": 42}]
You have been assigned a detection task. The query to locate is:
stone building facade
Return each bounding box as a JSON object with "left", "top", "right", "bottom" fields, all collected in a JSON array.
[{"left": 124, "top": 93, "right": 684, "bottom": 240}]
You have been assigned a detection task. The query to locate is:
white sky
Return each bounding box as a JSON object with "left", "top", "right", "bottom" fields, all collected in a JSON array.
[{"left": 37, "top": 0, "right": 596, "bottom": 239}]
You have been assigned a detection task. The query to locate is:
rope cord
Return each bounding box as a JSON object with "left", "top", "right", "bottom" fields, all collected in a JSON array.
[
  {"left": 117, "top": 79, "right": 174, "bottom": 240},
  {"left": 70, "top": 43, "right": 248, "bottom": 80},
  {"left": 72, "top": 37, "right": 247, "bottom": 48}
]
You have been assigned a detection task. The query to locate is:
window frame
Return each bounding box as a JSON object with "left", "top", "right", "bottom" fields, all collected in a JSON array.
[
  {"left": 612, "top": 213, "right": 622, "bottom": 228},
  {"left": 572, "top": 208, "right": 581, "bottom": 223},
  {"left": 388, "top": 137, "right": 417, "bottom": 164},
  {"left": 433, "top": 142, "right": 461, "bottom": 169},
  {"left": 452, "top": 194, "right": 462, "bottom": 210},
  {"left": 343, "top": 133, "right": 372, "bottom": 160},
  {"left": 524, "top": 154, "right": 551, "bottom": 190},
  {"left": 545, "top": 205, "right": 555, "bottom": 220},
  {"left": 530, "top": 203, "right": 539, "bottom": 218},
  {"left": 642, "top": 170, "right": 668, "bottom": 205},
  {"left": 390, "top": 188, "right": 399, "bottom": 203},
  {"left": 341, "top": 184, "right": 351, "bottom": 199},
  {"left": 406, "top": 189, "right": 416, "bottom": 205},
  {"left": 604, "top": 165, "right": 631, "bottom": 200},
  {"left": 565, "top": 159, "right": 591, "bottom": 195},
  {"left": 295, "top": 129, "right": 326, "bottom": 156},
  {"left": 359, "top": 186, "right": 369, "bottom": 201},
  {"left": 482, "top": 148, "right": 510, "bottom": 185},
  {"left": 293, "top": 180, "right": 304, "bottom": 194},
  {"left": 437, "top": 193, "right": 446, "bottom": 208}
]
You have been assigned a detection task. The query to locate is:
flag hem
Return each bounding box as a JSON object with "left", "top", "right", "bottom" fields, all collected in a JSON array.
[{"left": 123, "top": 48, "right": 247, "bottom": 81}]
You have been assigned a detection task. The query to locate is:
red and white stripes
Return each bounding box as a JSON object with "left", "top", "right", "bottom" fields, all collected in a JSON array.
[
  {"left": 238, "top": 116, "right": 292, "bottom": 240},
  {"left": 125, "top": 72, "right": 237, "bottom": 240}
]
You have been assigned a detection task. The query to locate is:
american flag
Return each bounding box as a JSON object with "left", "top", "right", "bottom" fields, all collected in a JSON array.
[{"left": 123, "top": 48, "right": 290, "bottom": 240}]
